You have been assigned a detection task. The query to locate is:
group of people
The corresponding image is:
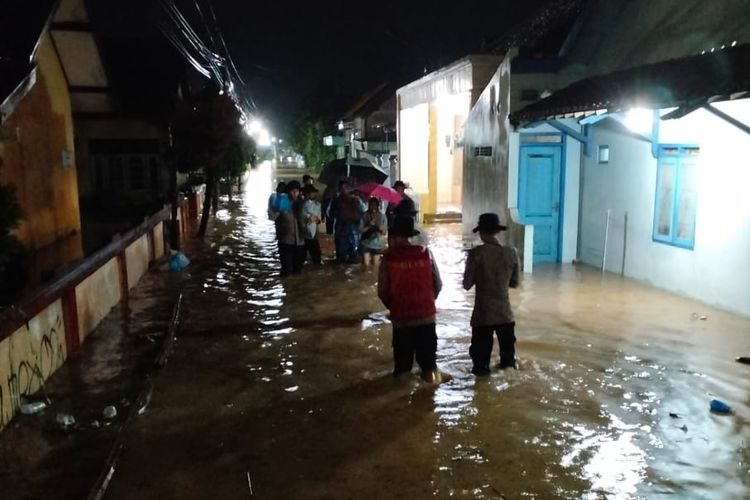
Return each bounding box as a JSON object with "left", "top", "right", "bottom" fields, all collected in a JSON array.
[
  {"left": 267, "top": 176, "right": 421, "bottom": 272},
  {"left": 267, "top": 175, "right": 520, "bottom": 379},
  {"left": 378, "top": 211, "right": 520, "bottom": 381},
  {"left": 267, "top": 175, "right": 323, "bottom": 277}
]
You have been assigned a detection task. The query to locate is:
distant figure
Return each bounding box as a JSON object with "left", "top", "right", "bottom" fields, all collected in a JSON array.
[
  {"left": 302, "top": 184, "right": 322, "bottom": 265},
  {"left": 275, "top": 180, "right": 306, "bottom": 277},
  {"left": 378, "top": 215, "right": 444, "bottom": 382},
  {"left": 386, "top": 180, "right": 407, "bottom": 227},
  {"left": 392, "top": 196, "right": 429, "bottom": 247},
  {"left": 267, "top": 181, "right": 288, "bottom": 221},
  {"left": 463, "top": 213, "right": 520, "bottom": 375},
  {"left": 360, "top": 197, "right": 387, "bottom": 266},
  {"left": 302, "top": 174, "right": 314, "bottom": 187},
  {"left": 330, "top": 179, "right": 363, "bottom": 264},
  {"left": 321, "top": 184, "right": 337, "bottom": 235}
]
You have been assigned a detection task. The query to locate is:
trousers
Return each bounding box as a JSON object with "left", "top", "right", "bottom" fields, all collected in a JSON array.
[
  {"left": 470, "top": 322, "right": 516, "bottom": 372},
  {"left": 392, "top": 323, "right": 437, "bottom": 375},
  {"left": 305, "top": 238, "right": 322, "bottom": 265},
  {"left": 279, "top": 243, "right": 306, "bottom": 277}
]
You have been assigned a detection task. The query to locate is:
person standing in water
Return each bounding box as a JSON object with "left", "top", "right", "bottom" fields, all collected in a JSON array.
[
  {"left": 463, "top": 213, "right": 520, "bottom": 375},
  {"left": 378, "top": 215, "right": 444, "bottom": 382}
]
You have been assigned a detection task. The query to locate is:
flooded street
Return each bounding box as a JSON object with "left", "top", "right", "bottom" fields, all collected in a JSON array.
[{"left": 104, "top": 163, "right": 750, "bottom": 500}]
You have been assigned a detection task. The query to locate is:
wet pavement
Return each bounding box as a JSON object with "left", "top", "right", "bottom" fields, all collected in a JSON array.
[
  {"left": 4, "top": 161, "right": 750, "bottom": 499},
  {"left": 0, "top": 269, "right": 181, "bottom": 500}
]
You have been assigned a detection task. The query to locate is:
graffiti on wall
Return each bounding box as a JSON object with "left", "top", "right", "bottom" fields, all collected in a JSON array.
[{"left": 0, "top": 310, "right": 66, "bottom": 427}]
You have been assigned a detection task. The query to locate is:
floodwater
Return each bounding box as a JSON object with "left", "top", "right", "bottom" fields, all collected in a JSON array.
[{"left": 104, "top": 162, "right": 750, "bottom": 500}]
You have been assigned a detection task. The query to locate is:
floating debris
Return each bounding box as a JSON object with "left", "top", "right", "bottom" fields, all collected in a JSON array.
[
  {"left": 710, "top": 399, "right": 733, "bottom": 415},
  {"left": 20, "top": 401, "right": 47, "bottom": 415},
  {"left": 56, "top": 413, "right": 76, "bottom": 428},
  {"left": 103, "top": 406, "right": 118, "bottom": 420}
]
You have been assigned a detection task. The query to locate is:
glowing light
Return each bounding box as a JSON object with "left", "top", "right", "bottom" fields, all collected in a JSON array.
[
  {"left": 257, "top": 129, "right": 271, "bottom": 147},
  {"left": 623, "top": 108, "right": 653, "bottom": 136},
  {"left": 247, "top": 119, "right": 262, "bottom": 135},
  {"left": 732, "top": 40, "right": 738, "bottom": 47}
]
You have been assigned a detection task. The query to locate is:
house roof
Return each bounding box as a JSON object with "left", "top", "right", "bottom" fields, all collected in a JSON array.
[
  {"left": 510, "top": 43, "right": 750, "bottom": 125},
  {"left": 99, "top": 37, "right": 188, "bottom": 122},
  {"left": 488, "top": 0, "right": 588, "bottom": 56},
  {"left": 342, "top": 82, "right": 393, "bottom": 120},
  {"left": 0, "top": 0, "right": 58, "bottom": 120}
]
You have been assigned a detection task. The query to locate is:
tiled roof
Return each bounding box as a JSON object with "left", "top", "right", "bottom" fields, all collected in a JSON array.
[{"left": 511, "top": 43, "right": 750, "bottom": 125}]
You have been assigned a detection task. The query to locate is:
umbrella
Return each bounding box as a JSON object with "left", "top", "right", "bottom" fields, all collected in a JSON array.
[
  {"left": 354, "top": 182, "right": 402, "bottom": 204},
  {"left": 318, "top": 157, "right": 388, "bottom": 186}
]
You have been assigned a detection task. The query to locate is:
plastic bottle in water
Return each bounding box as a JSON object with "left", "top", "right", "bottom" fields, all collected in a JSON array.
[{"left": 710, "top": 399, "right": 733, "bottom": 414}]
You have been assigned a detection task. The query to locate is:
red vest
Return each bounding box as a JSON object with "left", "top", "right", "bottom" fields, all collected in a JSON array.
[{"left": 384, "top": 245, "right": 436, "bottom": 321}]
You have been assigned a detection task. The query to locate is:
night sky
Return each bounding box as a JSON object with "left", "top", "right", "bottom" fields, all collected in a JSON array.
[{"left": 89, "top": 0, "right": 548, "bottom": 134}]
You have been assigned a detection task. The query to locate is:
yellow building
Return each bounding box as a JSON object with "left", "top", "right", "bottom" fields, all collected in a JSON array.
[{"left": 0, "top": 1, "right": 84, "bottom": 280}]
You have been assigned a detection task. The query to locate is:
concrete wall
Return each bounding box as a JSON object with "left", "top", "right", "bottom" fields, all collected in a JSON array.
[
  {"left": 0, "top": 209, "right": 172, "bottom": 430},
  {"left": 579, "top": 99, "right": 750, "bottom": 316},
  {"left": 125, "top": 234, "right": 150, "bottom": 290},
  {"left": 462, "top": 58, "right": 517, "bottom": 246},
  {"left": 397, "top": 55, "right": 502, "bottom": 215},
  {"left": 0, "top": 300, "right": 67, "bottom": 426},
  {"left": 75, "top": 257, "right": 122, "bottom": 342},
  {"left": 0, "top": 35, "right": 82, "bottom": 255}
]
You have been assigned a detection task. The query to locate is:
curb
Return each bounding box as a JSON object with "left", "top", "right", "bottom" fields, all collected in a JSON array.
[{"left": 86, "top": 291, "right": 183, "bottom": 500}]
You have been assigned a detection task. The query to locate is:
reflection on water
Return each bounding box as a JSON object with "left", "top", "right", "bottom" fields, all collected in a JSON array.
[{"left": 109, "top": 163, "right": 750, "bottom": 500}]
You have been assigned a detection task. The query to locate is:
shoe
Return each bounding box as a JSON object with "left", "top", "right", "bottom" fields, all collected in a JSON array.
[{"left": 471, "top": 367, "right": 491, "bottom": 376}]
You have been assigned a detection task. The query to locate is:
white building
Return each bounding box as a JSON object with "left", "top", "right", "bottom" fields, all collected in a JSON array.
[
  {"left": 396, "top": 55, "right": 502, "bottom": 221},
  {"left": 510, "top": 43, "right": 750, "bottom": 316}
]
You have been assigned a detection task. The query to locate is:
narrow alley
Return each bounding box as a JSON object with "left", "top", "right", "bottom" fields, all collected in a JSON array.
[{"left": 94, "top": 164, "right": 750, "bottom": 499}]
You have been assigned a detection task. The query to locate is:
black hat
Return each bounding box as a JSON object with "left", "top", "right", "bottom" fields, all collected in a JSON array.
[
  {"left": 473, "top": 213, "right": 507, "bottom": 233},
  {"left": 393, "top": 197, "right": 417, "bottom": 216},
  {"left": 286, "top": 180, "right": 301, "bottom": 192},
  {"left": 302, "top": 184, "right": 319, "bottom": 195},
  {"left": 390, "top": 215, "right": 420, "bottom": 238}
]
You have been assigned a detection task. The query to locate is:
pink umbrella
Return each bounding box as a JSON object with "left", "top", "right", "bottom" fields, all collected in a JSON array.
[{"left": 354, "top": 182, "right": 403, "bottom": 204}]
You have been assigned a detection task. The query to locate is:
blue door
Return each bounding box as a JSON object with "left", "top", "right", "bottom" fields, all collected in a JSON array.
[{"left": 518, "top": 145, "right": 562, "bottom": 262}]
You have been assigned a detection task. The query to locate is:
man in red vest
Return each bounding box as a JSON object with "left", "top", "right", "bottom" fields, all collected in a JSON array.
[{"left": 378, "top": 215, "right": 443, "bottom": 381}]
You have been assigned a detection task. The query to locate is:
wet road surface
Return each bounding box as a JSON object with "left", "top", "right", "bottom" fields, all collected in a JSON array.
[{"left": 102, "top": 163, "right": 750, "bottom": 499}]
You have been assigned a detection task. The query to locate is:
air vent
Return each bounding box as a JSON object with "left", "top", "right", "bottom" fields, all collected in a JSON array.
[{"left": 474, "top": 146, "right": 493, "bottom": 157}]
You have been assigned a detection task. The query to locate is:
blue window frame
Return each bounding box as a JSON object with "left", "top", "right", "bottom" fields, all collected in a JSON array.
[{"left": 653, "top": 145, "right": 699, "bottom": 249}]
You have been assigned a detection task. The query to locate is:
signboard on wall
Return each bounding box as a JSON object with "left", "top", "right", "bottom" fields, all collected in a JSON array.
[{"left": 62, "top": 150, "right": 74, "bottom": 169}]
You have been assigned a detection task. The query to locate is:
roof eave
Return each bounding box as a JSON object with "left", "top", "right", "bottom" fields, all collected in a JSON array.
[{"left": 1, "top": 67, "right": 38, "bottom": 124}]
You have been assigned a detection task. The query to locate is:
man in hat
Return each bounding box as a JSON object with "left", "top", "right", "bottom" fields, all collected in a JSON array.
[
  {"left": 378, "top": 215, "right": 443, "bottom": 382},
  {"left": 463, "top": 213, "right": 520, "bottom": 375}
]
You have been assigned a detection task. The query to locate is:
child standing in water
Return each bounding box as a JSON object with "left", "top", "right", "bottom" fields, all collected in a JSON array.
[{"left": 463, "top": 213, "right": 520, "bottom": 375}]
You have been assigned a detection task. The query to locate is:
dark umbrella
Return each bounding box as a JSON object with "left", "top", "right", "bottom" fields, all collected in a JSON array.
[{"left": 318, "top": 157, "right": 388, "bottom": 186}]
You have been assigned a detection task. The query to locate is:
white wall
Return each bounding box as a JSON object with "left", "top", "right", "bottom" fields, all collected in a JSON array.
[
  {"left": 508, "top": 120, "right": 581, "bottom": 263},
  {"left": 579, "top": 100, "right": 750, "bottom": 316},
  {"left": 398, "top": 104, "right": 429, "bottom": 193}
]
